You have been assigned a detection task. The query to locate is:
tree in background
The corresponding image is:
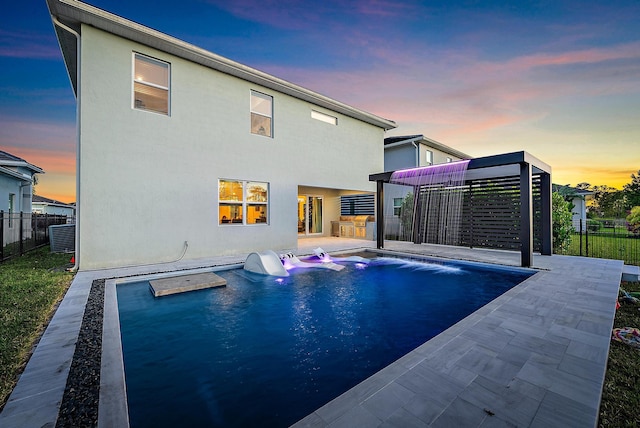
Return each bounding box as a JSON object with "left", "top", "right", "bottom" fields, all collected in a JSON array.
[
  {"left": 552, "top": 184, "right": 578, "bottom": 213},
  {"left": 552, "top": 192, "right": 573, "bottom": 252},
  {"left": 623, "top": 170, "right": 640, "bottom": 208},
  {"left": 627, "top": 206, "right": 640, "bottom": 235}
]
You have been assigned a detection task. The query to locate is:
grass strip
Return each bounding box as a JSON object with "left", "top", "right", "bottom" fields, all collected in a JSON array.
[
  {"left": 0, "top": 247, "right": 74, "bottom": 410},
  {"left": 599, "top": 281, "right": 640, "bottom": 427}
]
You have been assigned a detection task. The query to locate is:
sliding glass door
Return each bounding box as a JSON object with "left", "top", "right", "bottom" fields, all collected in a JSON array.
[{"left": 297, "top": 195, "right": 323, "bottom": 235}]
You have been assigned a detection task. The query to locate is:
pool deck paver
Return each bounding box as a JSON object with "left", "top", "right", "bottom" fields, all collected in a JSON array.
[{"left": 0, "top": 238, "right": 624, "bottom": 428}]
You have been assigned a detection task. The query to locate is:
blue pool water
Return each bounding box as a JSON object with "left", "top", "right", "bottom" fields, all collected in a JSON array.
[{"left": 117, "top": 255, "right": 533, "bottom": 427}]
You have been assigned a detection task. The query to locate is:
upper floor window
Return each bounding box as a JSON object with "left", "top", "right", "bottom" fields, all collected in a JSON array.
[
  {"left": 250, "top": 91, "right": 273, "bottom": 137},
  {"left": 311, "top": 110, "right": 337, "bottom": 125},
  {"left": 425, "top": 150, "right": 433, "bottom": 166},
  {"left": 446, "top": 157, "right": 453, "bottom": 163},
  {"left": 133, "top": 53, "right": 170, "bottom": 115}
]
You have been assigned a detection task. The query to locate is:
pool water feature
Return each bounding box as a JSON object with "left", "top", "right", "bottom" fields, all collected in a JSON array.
[{"left": 117, "top": 255, "right": 533, "bottom": 427}]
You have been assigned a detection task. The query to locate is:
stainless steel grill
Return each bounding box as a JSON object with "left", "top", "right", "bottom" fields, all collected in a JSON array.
[{"left": 331, "top": 215, "right": 375, "bottom": 240}]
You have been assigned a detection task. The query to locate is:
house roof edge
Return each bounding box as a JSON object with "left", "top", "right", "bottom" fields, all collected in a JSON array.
[{"left": 46, "top": 0, "right": 397, "bottom": 131}]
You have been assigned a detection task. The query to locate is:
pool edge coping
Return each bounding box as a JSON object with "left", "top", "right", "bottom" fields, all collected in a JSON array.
[{"left": 98, "top": 249, "right": 542, "bottom": 428}]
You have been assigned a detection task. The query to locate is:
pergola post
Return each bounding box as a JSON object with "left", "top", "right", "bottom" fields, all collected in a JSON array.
[
  {"left": 520, "top": 162, "right": 533, "bottom": 267},
  {"left": 540, "top": 172, "right": 552, "bottom": 255},
  {"left": 376, "top": 179, "right": 384, "bottom": 249}
]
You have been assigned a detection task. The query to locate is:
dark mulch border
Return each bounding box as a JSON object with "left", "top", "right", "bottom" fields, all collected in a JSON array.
[{"left": 55, "top": 279, "right": 104, "bottom": 428}]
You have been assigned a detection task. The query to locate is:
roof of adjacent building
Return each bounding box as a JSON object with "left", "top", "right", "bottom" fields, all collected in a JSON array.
[
  {"left": 384, "top": 135, "right": 472, "bottom": 160},
  {"left": 0, "top": 150, "right": 44, "bottom": 175},
  {"left": 46, "top": 0, "right": 397, "bottom": 131},
  {"left": 552, "top": 184, "right": 594, "bottom": 196},
  {"left": 33, "top": 195, "right": 75, "bottom": 207}
]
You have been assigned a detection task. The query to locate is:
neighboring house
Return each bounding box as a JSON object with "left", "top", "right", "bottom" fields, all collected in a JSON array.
[
  {"left": 383, "top": 135, "right": 471, "bottom": 239},
  {"left": 47, "top": 0, "right": 396, "bottom": 270},
  {"left": 32, "top": 195, "right": 76, "bottom": 220},
  {"left": 570, "top": 189, "right": 593, "bottom": 230},
  {"left": 384, "top": 134, "right": 471, "bottom": 171},
  {"left": 552, "top": 184, "right": 593, "bottom": 231},
  {"left": 0, "top": 151, "right": 44, "bottom": 245}
]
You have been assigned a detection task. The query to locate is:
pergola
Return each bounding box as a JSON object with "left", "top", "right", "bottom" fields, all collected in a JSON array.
[{"left": 370, "top": 151, "right": 552, "bottom": 267}]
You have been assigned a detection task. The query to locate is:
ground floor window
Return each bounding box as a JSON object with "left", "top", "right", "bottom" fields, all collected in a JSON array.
[
  {"left": 219, "top": 179, "right": 268, "bottom": 225},
  {"left": 393, "top": 198, "right": 403, "bottom": 216}
]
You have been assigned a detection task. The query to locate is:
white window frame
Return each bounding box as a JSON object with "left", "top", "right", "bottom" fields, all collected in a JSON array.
[
  {"left": 8, "top": 193, "right": 14, "bottom": 227},
  {"left": 311, "top": 110, "right": 337, "bottom": 125},
  {"left": 425, "top": 150, "right": 433, "bottom": 166},
  {"left": 218, "top": 179, "right": 269, "bottom": 226},
  {"left": 132, "top": 52, "right": 170, "bottom": 115},
  {"left": 393, "top": 198, "right": 403, "bottom": 216},
  {"left": 250, "top": 90, "right": 273, "bottom": 137}
]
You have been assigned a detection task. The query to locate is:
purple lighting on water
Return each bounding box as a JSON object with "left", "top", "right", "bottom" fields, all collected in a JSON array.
[
  {"left": 388, "top": 159, "right": 469, "bottom": 247},
  {"left": 390, "top": 160, "right": 470, "bottom": 187},
  {"left": 282, "top": 258, "right": 295, "bottom": 270}
]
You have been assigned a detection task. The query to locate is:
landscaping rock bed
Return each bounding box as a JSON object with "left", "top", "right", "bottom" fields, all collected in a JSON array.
[{"left": 56, "top": 279, "right": 104, "bottom": 427}]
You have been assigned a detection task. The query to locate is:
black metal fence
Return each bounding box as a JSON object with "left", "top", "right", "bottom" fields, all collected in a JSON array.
[
  {"left": 0, "top": 211, "right": 71, "bottom": 262},
  {"left": 555, "top": 218, "right": 640, "bottom": 266}
]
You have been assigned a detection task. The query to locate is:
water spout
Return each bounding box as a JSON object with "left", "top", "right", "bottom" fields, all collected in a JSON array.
[{"left": 388, "top": 160, "right": 469, "bottom": 246}]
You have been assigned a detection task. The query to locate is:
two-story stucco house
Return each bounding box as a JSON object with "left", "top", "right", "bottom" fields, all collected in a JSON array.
[
  {"left": 384, "top": 134, "right": 471, "bottom": 171},
  {"left": 47, "top": 0, "right": 396, "bottom": 270},
  {"left": 0, "top": 150, "right": 44, "bottom": 246}
]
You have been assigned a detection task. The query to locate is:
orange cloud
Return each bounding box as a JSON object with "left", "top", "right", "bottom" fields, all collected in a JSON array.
[{"left": 3, "top": 141, "right": 76, "bottom": 203}]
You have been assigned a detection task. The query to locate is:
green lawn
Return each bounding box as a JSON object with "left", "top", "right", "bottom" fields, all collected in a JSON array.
[
  {"left": 0, "top": 247, "right": 74, "bottom": 410},
  {"left": 560, "top": 232, "right": 640, "bottom": 266}
]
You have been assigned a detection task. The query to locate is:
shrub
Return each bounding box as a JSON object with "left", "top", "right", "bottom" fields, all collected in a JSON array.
[
  {"left": 552, "top": 192, "right": 573, "bottom": 252},
  {"left": 588, "top": 220, "right": 603, "bottom": 232},
  {"left": 627, "top": 206, "right": 640, "bottom": 235}
]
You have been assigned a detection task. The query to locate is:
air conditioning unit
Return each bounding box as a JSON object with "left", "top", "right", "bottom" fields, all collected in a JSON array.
[{"left": 49, "top": 224, "right": 75, "bottom": 253}]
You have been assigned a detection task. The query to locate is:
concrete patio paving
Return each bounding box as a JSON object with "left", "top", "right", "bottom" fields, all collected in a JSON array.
[{"left": 0, "top": 238, "right": 623, "bottom": 427}]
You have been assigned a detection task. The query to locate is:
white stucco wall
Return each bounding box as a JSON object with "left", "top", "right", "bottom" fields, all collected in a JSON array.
[
  {"left": 571, "top": 196, "right": 588, "bottom": 230},
  {"left": 78, "top": 26, "right": 386, "bottom": 269},
  {"left": 384, "top": 146, "right": 416, "bottom": 171},
  {"left": 418, "top": 144, "right": 464, "bottom": 167}
]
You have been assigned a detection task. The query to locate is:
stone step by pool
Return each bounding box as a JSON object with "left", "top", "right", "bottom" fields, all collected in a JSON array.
[{"left": 149, "top": 272, "right": 227, "bottom": 297}]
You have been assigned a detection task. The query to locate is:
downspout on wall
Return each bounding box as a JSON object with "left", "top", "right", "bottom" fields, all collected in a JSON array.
[{"left": 51, "top": 16, "right": 80, "bottom": 271}]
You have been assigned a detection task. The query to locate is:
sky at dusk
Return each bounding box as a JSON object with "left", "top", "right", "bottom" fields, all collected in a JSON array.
[{"left": 1, "top": 0, "right": 639, "bottom": 203}]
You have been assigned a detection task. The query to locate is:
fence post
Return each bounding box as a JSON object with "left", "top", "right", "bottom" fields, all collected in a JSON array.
[
  {"left": 19, "top": 211, "right": 24, "bottom": 256},
  {"left": 0, "top": 210, "right": 3, "bottom": 261},
  {"left": 585, "top": 219, "right": 589, "bottom": 257},
  {"left": 579, "top": 219, "right": 583, "bottom": 256}
]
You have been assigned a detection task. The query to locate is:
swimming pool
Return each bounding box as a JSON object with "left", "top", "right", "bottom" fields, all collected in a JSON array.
[{"left": 117, "top": 254, "right": 533, "bottom": 427}]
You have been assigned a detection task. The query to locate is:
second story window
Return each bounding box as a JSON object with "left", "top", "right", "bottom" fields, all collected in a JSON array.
[
  {"left": 133, "top": 53, "right": 170, "bottom": 115},
  {"left": 425, "top": 150, "right": 433, "bottom": 166},
  {"left": 311, "top": 110, "right": 337, "bottom": 125},
  {"left": 250, "top": 91, "right": 273, "bottom": 137}
]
